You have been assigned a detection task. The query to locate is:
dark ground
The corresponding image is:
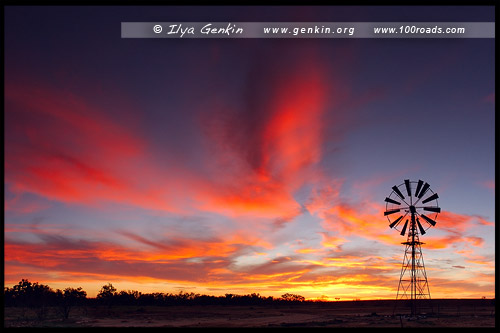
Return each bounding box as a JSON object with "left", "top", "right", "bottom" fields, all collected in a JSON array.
[{"left": 4, "top": 299, "right": 495, "bottom": 328}]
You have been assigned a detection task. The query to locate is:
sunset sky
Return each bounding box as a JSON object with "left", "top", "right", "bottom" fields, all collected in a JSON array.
[{"left": 4, "top": 6, "right": 495, "bottom": 300}]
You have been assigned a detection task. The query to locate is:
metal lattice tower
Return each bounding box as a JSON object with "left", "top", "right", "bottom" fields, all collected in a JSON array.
[
  {"left": 396, "top": 213, "right": 430, "bottom": 315},
  {"left": 384, "top": 179, "right": 440, "bottom": 315}
]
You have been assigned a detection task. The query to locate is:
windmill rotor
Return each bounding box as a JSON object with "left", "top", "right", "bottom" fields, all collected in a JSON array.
[{"left": 384, "top": 179, "right": 440, "bottom": 236}]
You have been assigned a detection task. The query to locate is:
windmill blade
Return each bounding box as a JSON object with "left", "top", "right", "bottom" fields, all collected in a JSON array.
[
  {"left": 389, "top": 215, "right": 404, "bottom": 228},
  {"left": 416, "top": 218, "right": 426, "bottom": 235},
  {"left": 421, "top": 214, "right": 437, "bottom": 226},
  {"left": 414, "top": 180, "right": 424, "bottom": 198},
  {"left": 417, "top": 182, "right": 430, "bottom": 199},
  {"left": 422, "top": 192, "right": 439, "bottom": 204},
  {"left": 384, "top": 209, "right": 400, "bottom": 216},
  {"left": 385, "top": 197, "right": 401, "bottom": 205},
  {"left": 400, "top": 220, "right": 408, "bottom": 236},
  {"left": 423, "top": 206, "right": 441, "bottom": 213},
  {"left": 392, "top": 185, "right": 405, "bottom": 200},
  {"left": 404, "top": 179, "right": 412, "bottom": 197}
]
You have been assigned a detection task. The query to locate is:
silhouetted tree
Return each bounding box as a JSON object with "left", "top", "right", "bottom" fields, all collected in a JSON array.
[
  {"left": 5, "top": 279, "right": 319, "bottom": 310},
  {"left": 8, "top": 279, "right": 56, "bottom": 320},
  {"left": 280, "top": 293, "right": 305, "bottom": 303},
  {"left": 137, "top": 292, "right": 166, "bottom": 306},
  {"left": 55, "top": 287, "right": 87, "bottom": 319},
  {"left": 4, "top": 286, "right": 17, "bottom": 307},
  {"left": 115, "top": 290, "right": 141, "bottom": 306},
  {"left": 97, "top": 283, "right": 117, "bottom": 310}
]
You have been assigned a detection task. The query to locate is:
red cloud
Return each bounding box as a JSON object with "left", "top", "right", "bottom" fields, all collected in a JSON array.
[
  {"left": 194, "top": 50, "right": 339, "bottom": 220},
  {"left": 6, "top": 51, "right": 338, "bottom": 223},
  {"left": 261, "top": 64, "right": 326, "bottom": 186},
  {"left": 5, "top": 81, "right": 213, "bottom": 215},
  {"left": 5, "top": 83, "right": 142, "bottom": 204}
]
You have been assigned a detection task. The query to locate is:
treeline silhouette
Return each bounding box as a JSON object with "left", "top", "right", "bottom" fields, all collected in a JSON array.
[{"left": 4, "top": 279, "right": 307, "bottom": 320}]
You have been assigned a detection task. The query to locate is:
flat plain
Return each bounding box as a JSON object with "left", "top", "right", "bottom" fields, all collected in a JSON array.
[{"left": 4, "top": 299, "right": 495, "bottom": 328}]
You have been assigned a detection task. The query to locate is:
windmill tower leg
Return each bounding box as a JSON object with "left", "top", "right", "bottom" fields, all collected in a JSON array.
[
  {"left": 394, "top": 212, "right": 431, "bottom": 316},
  {"left": 413, "top": 232, "right": 432, "bottom": 314}
]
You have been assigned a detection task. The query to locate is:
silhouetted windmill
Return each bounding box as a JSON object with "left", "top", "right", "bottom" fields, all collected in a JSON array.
[{"left": 384, "top": 179, "right": 440, "bottom": 315}]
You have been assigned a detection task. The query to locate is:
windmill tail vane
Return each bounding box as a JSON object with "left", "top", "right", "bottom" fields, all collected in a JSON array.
[{"left": 384, "top": 179, "right": 440, "bottom": 316}]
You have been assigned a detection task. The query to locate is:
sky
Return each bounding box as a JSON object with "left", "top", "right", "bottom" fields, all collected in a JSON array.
[{"left": 4, "top": 6, "right": 495, "bottom": 300}]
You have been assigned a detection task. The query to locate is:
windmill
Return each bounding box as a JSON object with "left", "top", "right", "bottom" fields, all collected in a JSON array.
[{"left": 384, "top": 179, "right": 440, "bottom": 315}]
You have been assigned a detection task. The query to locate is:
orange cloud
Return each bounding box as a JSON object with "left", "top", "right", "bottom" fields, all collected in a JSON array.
[
  {"left": 307, "top": 186, "right": 492, "bottom": 253},
  {"left": 4, "top": 221, "right": 493, "bottom": 300},
  {"left": 196, "top": 179, "right": 301, "bottom": 219},
  {"left": 319, "top": 232, "right": 346, "bottom": 250}
]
